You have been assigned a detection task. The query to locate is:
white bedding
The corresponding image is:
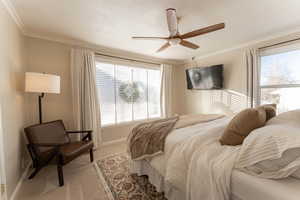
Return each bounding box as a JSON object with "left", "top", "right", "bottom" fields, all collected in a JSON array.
[
  {"left": 231, "top": 170, "right": 300, "bottom": 200},
  {"left": 132, "top": 160, "right": 300, "bottom": 200},
  {"left": 133, "top": 117, "right": 236, "bottom": 200},
  {"left": 150, "top": 117, "right": 231, "bottom": 181},
  {"left": 130, "top": 116, "right": 300, "bottom": 200},
  {"left": 236, "top": 119, "right": 300, "bottom": 179}
]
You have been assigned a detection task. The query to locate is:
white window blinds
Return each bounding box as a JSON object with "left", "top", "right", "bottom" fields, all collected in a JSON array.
[
  {"left": 95, "top": 61, "right": 161, "bottom": 125},
  {"left": 259, "top": 42, "right": 300, "bottom": 113}
]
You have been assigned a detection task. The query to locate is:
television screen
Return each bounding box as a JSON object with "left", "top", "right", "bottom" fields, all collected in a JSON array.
[{"left": 186, "top": 64, "right": 223, "bottom": 90}]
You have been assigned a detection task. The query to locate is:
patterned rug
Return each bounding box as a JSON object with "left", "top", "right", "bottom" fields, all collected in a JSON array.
[{"left": 95, "top": 153, "right": 167, "bottom": 200}]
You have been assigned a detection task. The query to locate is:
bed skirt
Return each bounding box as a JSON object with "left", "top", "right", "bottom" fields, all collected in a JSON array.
[
  {"left": 130, "top": 160, "right": 185, "bottom": 200},
  {"left": 130, "top": 159, "right": 243, "bottom": 200}
]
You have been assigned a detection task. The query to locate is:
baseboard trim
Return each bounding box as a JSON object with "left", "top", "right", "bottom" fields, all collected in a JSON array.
[
  {"left": 9, "top": 162, "right": 31, "bottom": 200},
  {"left": 101, "top": 138, "right": 126, "bottom": 147}
]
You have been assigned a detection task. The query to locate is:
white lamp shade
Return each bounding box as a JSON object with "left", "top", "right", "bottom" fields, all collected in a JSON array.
[{"left": 25, "top": 72, "right": 60, "bottom": 94}]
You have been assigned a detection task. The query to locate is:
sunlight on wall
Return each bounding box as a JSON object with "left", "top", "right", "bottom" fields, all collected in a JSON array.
[{"left": 210, "top": 90, "right": 248, "bottom": 115}]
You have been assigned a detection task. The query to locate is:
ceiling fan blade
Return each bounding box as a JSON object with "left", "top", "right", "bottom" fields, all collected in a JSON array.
[
  {"left": 166, "top": 8, "right": 178, "bottom": 37},
  {"left": 180, "top": 23, "right": 225, "bottom": 39},
  {"left": 180, "top": 40, "right": 199, "bottom": 49},
  {"left": 132, "top": 37, "right": 168, "bottom": 40},
  {"left": 156, "top": 42, "right": 171, "bottom": 53}
]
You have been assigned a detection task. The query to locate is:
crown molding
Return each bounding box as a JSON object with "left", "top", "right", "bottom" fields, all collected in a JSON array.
[
  {"left": 183, "top": 26, "right": 300, "bottom": 64},
  {"left": 5, "top": 0, "right": 299, "bottom": 66},
  {"left": 1, "top": 0, "right": 25, "bottom": 32},
  {"left": 24, "top": 31, "right": 185, "bottom": 65},
  {"left": 0, "top": 0, "right": 180, "bottom": 65}
]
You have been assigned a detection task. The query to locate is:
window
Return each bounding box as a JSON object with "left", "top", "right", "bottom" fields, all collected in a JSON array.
[
  {"left": 259, "top": 43, "right": 300, "bottom": 113},
  {"left": 95, "top": 60, "right": 161, "bottom": 125}
]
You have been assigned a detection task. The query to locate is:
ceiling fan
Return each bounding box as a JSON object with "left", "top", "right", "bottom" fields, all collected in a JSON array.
[{"left": 132, "top": 8, "right": 225, "bottom": 53}]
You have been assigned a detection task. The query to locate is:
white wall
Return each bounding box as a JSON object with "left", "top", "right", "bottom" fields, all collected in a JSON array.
[
  {"left": 23, "top": 16, "right": 300, "bottom": 147},
  {"left": 25, "top": 37, "right": 183, "bottom": 142},
  {"left": 25, "top": 37, "right": 74, "bottom": 129},
  {"left": 0, "top": 17, "right": 183, "bottom": 199},
  {"left": 0, "top": 2, "right": 28, "bottom": 198},
  {"left": 172, "top": 65, "right": 186, "bottom": 115},
  {"left": 183, "top": 49, "right": 246, "bottom": 114},
  {"left": 27, "top": 32, "right": 300, "bottom": 144},
  {"left": 178, "top": 32, "right": 300, "bottom": 115}
]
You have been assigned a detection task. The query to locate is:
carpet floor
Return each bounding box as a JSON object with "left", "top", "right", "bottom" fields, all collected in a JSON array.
[{"left": 95, "top": 153, "right": 167, "bottom": 200}]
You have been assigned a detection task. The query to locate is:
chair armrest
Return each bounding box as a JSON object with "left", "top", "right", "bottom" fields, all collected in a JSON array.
[
  {"left": 66, "top": 130, "right": 93, "bottom": 142},
  {"left": 66, "top": 130, "right": 92, "bottom": 134},
  {"left": 30, "top": 143, "right": 65, "bottom": 147}
]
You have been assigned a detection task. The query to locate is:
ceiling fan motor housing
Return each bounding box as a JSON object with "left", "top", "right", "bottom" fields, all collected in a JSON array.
[{"left": 166, "top": 8, "right": 178, "bottom": 37}]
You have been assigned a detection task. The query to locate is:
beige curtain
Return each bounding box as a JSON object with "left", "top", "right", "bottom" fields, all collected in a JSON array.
[
  {"left": 71, "top": 48, "right": 101, "bottom": 148},
  {"left": 160, "top": 64, "right": 173, "bottom": 118},
  {"left": 245, "top": 48, "right": 259, "bottom": 108}
]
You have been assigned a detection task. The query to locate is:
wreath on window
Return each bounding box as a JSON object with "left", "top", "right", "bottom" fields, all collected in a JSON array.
[{"left": 119, "top": 82, "right": 145, "bottom": 103}]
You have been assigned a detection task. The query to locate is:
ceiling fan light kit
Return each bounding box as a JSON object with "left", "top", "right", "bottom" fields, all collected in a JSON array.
[
  {"left": 132, "top": 8, "right": 225, "bottom": 53},
  {"left": 168, "top": 38, "right": 181, "bottom": 45}
]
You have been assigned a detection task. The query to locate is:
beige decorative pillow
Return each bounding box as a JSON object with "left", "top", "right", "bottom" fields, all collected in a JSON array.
[
  {"left": 257, "top": 104, "right": 277, "bottom": 121},
  {"left": 220, "top": 107, "right": 267, "bottom": 146}
]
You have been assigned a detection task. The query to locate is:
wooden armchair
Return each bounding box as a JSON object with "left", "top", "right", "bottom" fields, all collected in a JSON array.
[{"left": 24, "top": 120, "right": 94, "bottom": 186}]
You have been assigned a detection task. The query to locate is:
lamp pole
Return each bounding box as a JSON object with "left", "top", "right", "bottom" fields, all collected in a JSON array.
[
  {"left": 25, "top": 72, "right": 60, "bottom": 124},
  {"left": 38, "top": 93, "right": 44, "bottom": 124}
]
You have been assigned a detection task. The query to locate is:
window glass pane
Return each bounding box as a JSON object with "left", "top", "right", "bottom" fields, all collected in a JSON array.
[
  {"left": 95, "top": 63, "right": 115, "bottom": 125},
  {"left": 148, "top": 69, "right": 161, "bottom": 118},
  {"left": 96, "top": 61, "right": 161, "bottom": 125},
  {"left": 261, "top": 87, "right": 300, "bottom": 113},
  {"left": 116, "top": 65, "right": 133, "bottom": 123},
  {"left": 132, "top": 68, "right": 148, "bottom": 120},
  {"left": 261, "top": 50, "right": 300, "bottom": 86}
]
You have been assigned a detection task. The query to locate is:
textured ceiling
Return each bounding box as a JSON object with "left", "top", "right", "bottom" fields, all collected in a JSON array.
[{"left": 10, "top": 0, "right": 300, "bottom": 61}]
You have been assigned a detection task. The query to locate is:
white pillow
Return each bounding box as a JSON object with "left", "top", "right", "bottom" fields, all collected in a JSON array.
[
  {"left": 256, "top": 110, "right": 300, "bottom": 178},
  {"left": 236, "top": 120, "right": 300, "bottom": 179},
  {"left": 267, "top": 109, "right": 300, "bottom": 126},
  {"left": 251, "top": 148, "right": 300, "bottom": 179}
]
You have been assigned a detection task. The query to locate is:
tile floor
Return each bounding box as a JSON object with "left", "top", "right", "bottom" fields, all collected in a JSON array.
[{"left": 15, "top": 142, "right": 127, "bottom": 200}]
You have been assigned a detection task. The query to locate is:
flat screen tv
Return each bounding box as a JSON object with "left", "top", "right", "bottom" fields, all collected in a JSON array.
[{"left": 186, "top": 64, "right": 223, "bottom": 90}]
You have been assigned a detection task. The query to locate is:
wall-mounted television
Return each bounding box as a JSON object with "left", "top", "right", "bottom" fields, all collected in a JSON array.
[{"left": 186, "top": 64, "right": 223, "bottom": 90}]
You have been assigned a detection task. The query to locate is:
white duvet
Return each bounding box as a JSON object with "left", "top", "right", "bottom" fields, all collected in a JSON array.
[
  {"left": 149, "top": 117, "right": 240, "bottom": 200},
  {"left": 147, "top": 115, "right": 300, "bottom": 200},
  {"left": 171, "top": 118, "right": 241, "bottom": 200}
]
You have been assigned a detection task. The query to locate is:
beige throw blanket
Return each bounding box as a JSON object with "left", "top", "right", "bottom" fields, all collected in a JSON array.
[{"left": 127, "top": 114, "right": 224, "bottom": 160}]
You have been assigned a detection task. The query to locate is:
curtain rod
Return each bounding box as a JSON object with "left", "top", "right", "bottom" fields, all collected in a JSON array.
[
  {"left": 94, "top": 52, "right": 161, "bottom": 65},
  {"left": 259, "top": 37, "right": 300, "bottom": 50}
]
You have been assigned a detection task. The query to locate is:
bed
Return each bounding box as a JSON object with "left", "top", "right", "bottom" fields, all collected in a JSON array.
[
  {"left": 231, "top": 170, "right": 300, "bottom": 200},
  {"left": 129, "top": 116, "right": 300, "bottom": 200}
]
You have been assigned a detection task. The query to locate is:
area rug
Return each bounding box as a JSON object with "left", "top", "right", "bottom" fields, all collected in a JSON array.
[{"left": 95, "top": 153, "right": 167, "bottom": 200}]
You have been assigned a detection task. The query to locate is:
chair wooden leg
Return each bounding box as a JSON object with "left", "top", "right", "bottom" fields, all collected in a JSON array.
[
  {"left": 89, "top": 149, "right": 94, "bottom": 162},
  {"left": 57, "top": 155, "right": 64, "bottom": 186},
  {"left": 28, "top": 167, "right": 42, "bottom": 179},
  {"left": 29, "top": 153, "right": 55, "bottom": 180},
  {"left": 32, "top": 160, "right": 38, "bottom": 169},
  {"left": 57, "top": 164, "right": 64, "bottom": 186}
]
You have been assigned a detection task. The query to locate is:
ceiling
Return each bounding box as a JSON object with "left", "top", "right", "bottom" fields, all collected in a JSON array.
[{"left": 10, "top": 0, "right": 300, "bottom": 61}]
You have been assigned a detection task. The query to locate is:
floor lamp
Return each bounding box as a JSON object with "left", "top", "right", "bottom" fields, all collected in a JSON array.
[{"left": 25, "top": 72, "right": 60, "bottom": 124}]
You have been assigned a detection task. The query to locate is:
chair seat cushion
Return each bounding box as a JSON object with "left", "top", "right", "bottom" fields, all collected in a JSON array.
[
  {"left": 60, "top": 141, "right": 94, "bottom": 163},
  {"left": 39, "top": 149, "right": 57, "bottom": 163}
]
